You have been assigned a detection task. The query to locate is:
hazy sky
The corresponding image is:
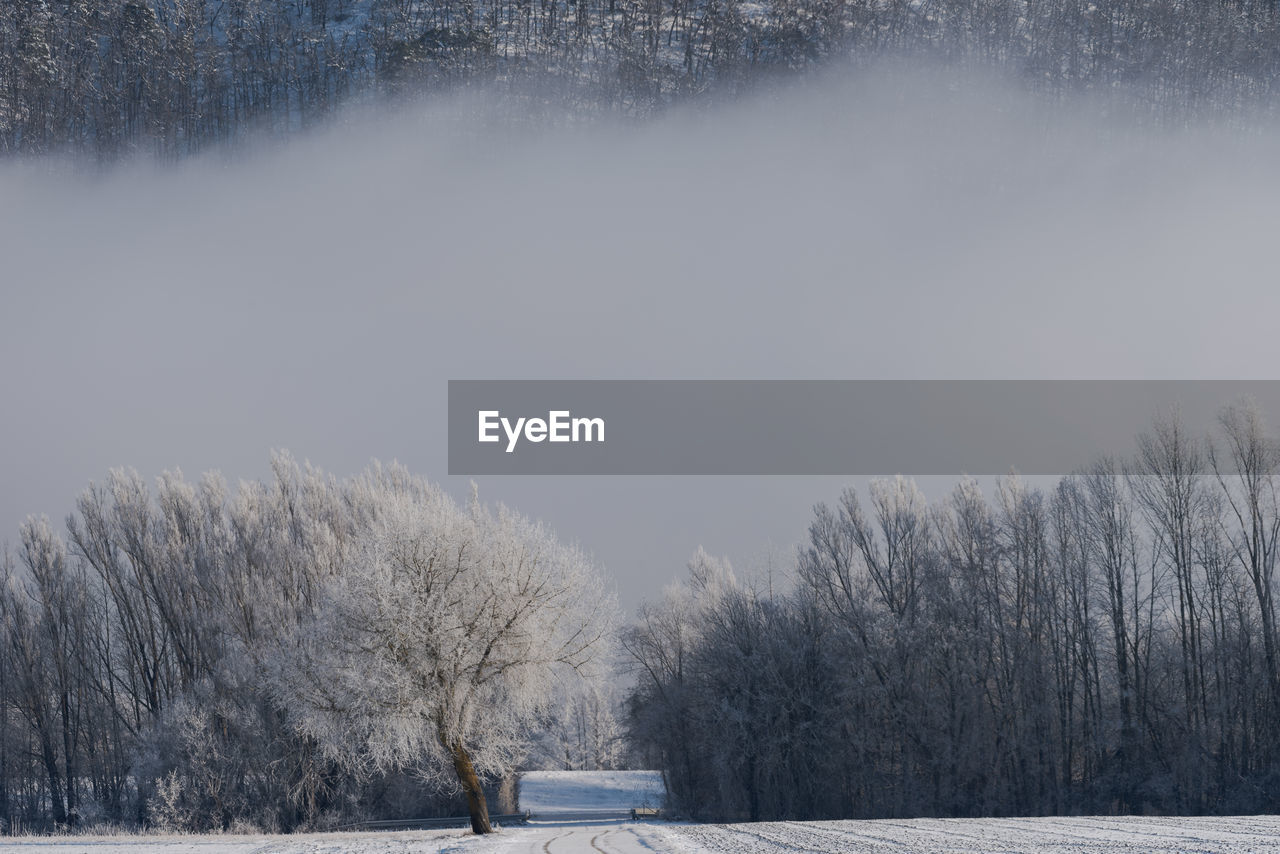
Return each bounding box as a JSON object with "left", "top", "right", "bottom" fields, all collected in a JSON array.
[{"left": 4, "top": 66, "right": 1280, "bottom": 610}]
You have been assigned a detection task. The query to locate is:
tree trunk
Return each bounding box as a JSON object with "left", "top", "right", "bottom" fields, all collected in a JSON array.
[
  {"left": 450, "top": 742, "right": 492, "bottom": 834},
  {"left": 38, "top": 728, "right": 66, "bottom": 826},
  {"left": 496, "top": 771, "right": 519, "bottom": 815}
]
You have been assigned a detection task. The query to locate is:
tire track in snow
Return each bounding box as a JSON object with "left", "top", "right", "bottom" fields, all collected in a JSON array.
[{"left": 540, "top": 831, "right": 570, "bottom": 854}]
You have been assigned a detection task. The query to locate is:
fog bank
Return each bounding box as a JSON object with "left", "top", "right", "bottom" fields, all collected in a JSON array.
[{"left": 3, "top": 67, "right": 1279, "bottom": 607}]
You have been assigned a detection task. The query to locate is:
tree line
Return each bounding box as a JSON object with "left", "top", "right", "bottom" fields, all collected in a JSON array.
[
  {"left": 4, "top": 0, "right": 1280, "bottom": 158},
  {"left": 0, "top": 453, "right": 615, "bottom": 834},
  {"left": 625, "top": 403, "right": 1280, "bottom": 821}
]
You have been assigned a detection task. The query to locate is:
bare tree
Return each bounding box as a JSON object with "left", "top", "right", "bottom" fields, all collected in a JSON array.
[
  {"left": 1211, "top": 401, "right": 1280, "bottom": 743},
  {"left": 270, "top": 467, "right": 614, "bottom": 834}
]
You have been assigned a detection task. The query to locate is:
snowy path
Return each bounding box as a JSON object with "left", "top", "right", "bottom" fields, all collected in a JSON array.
[
  {"left": 476, "top": 770, "right": 674, "bottom": 854},
  {"left": 481, "top": 819, "right": 682, "bottom": 854}
]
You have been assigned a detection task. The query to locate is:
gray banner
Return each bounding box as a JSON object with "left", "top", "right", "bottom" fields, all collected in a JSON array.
[{"left": 447, "top": 381, "right": 1280, "bottom": 475}]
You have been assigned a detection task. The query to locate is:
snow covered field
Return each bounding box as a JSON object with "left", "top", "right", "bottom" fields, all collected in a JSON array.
[
  {"left": 5, "top": 771, "right": 1280, "bottom": 854},
  {"left": 0, "top": 828, "right": 472, "bottom": 853},
  {"left": 518, "top": 770, "right": 664, "bottom": 815},
  {"left": 9, "top": 815, "right": 1280, "bottom": 854},
  {"left": 669, "top": 815, "right": 1280, "bottom": 853}
]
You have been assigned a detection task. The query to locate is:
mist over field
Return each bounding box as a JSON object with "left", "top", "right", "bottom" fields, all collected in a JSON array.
[{"left": 3, "top": 64, "right": 1280, "bottom": 608}]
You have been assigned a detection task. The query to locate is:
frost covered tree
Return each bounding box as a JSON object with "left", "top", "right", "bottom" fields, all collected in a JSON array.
[
  {"left": 527, "top": 669, "right": 625, "bottom": 772},
  {"left": 0, "top": 454, "right": 614, "bottom": 834},
  {"left": 269, "top": 468, "right": 615, "bottom": 834}
]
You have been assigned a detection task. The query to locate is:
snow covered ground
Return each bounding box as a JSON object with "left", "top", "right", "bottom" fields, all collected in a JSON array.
[
  {"left": 10, "top": 815, "right": 1280, "bottom": 853},
  {"left": 6, "top": 771, "right": 1280, "bottom": 854},
  {"left": 669, "top": 815, "right": 1280, "bottom": 853},
  {"left": 518, "top": 770, "right": 664, "bottom": 816},
  {"left": 0, "top": 828, "right": 472, "bottom": 853}
]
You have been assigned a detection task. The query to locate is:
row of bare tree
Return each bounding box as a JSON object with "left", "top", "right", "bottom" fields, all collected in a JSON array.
[
  {"left": 4, "top": 0, "right": 1280, "bottom": 156},
  {"left": 0, "top": 454, "right": 612, "bottom": 834},
  {"left": 626, "top": 403, "right": 1280, "bottom": 821}
]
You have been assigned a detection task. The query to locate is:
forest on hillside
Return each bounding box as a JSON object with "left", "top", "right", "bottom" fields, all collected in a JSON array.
[
  {"left": 625, "top": 403, "right": 1280, "bottom": 822},
  {"left": 4, "top": 0, "right": 1280, "bottom": 157}
]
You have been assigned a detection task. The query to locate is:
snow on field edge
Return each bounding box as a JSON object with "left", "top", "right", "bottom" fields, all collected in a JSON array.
[{"left": 518, "top": 770, "right": 665, "bottom": 813}]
